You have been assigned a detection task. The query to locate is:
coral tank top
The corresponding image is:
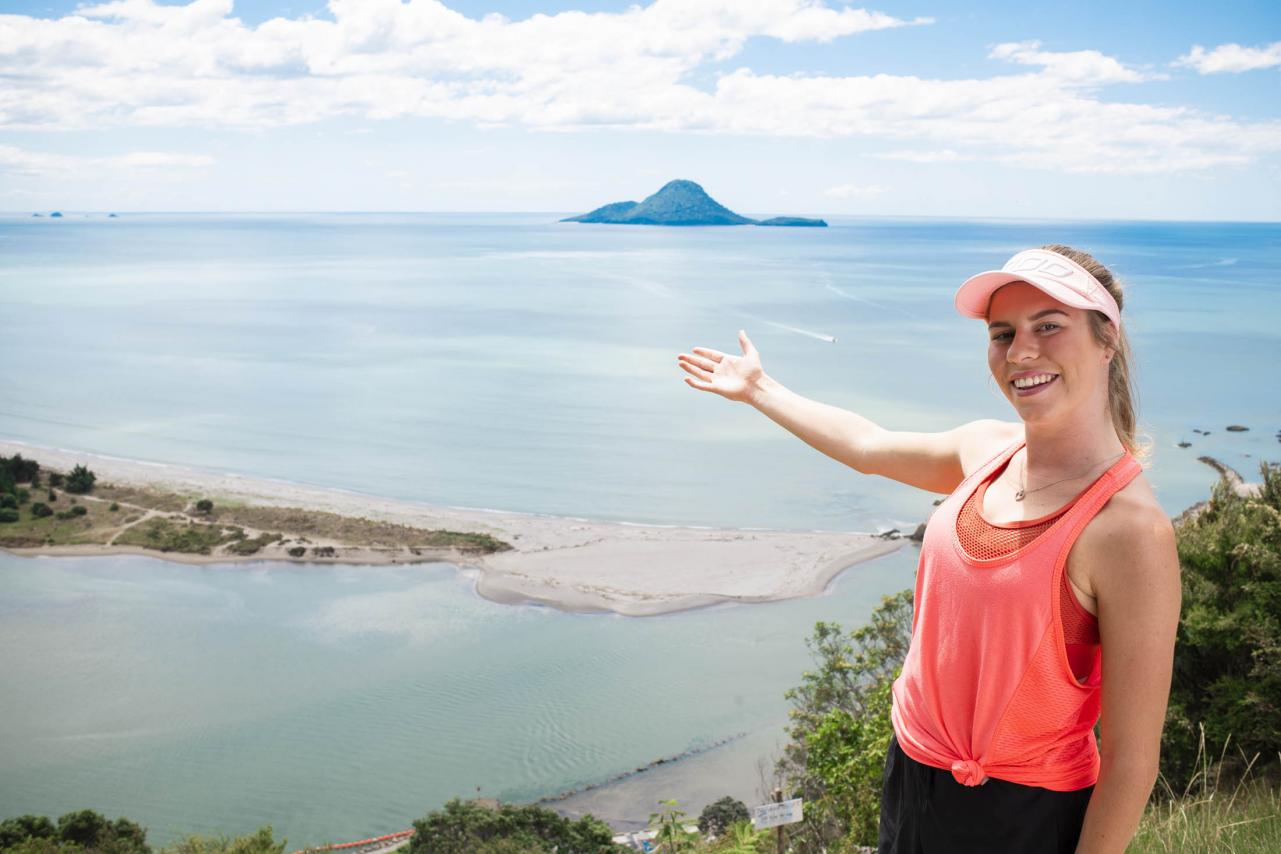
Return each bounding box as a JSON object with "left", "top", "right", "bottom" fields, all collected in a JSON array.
[
  {"left": 891, "top": 438, "right": 1141, "bottom": 791},
  {"left": 955, "top": 456, "right": 1101, "bottom": 681}
]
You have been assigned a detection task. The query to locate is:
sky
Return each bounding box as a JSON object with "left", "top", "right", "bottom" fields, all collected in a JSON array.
[{"left": 1, "top": 0, "right": 1278, "bottom": 219}]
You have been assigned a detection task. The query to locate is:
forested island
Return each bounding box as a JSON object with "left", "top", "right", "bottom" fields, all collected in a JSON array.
[{"left": 562, "top": 180, "right": 827, "bottom": 227}]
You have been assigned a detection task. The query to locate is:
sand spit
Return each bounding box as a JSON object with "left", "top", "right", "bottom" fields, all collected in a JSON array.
[{"left": 0, "top": 440, "right": 904, "bottom": 617}]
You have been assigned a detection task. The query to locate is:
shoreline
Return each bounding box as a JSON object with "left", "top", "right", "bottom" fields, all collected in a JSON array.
[{"left": 0, "top": 439, "right": 905, "bottom": 617}]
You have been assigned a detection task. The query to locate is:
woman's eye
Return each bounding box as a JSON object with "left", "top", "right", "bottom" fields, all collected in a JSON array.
[{"left": 991, "top": 323, "right": 1058, "bottom": 342}]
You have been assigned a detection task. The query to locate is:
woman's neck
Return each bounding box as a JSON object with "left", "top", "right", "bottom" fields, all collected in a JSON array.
[{"left": 1021, "top": 417, "right": 1126, "bottom": 479}]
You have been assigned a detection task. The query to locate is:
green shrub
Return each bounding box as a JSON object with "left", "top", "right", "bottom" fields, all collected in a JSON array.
[
  {"left": 48, "top": 473, "right": 63, "bottom": 488},
  {"left": 30, "top": 502, "right": 53, "bottom": 518},
  {"left": 224, "top": 533, "right": 281, "bottom": 556},
  {"left": 0, "top": 508, "right": 19, "bottom": 523},
  {"left": 697, "top": 796, "right": 750, "bottom": 838},
  {"left": 0, "top": 453, "right": 40, "bottom": 486},
  {"left": 778, "top": 589, "right": 913, "bottom": 851},
  {"left": 0, "top": 494, "right": 16, "bottom": 509},
  {"left": 114, "top": 518, "right": 230, "bottom": 555},
  {"left": 0, "top": 810, "right": 149, "bottom": 854},
  {"left": 195, "top": 499, "right": 213, "bottom": 514},
  {"left": 16, "top": 488, "right": 30, "bottom": 504},
  {"left": 109, "top": 502, "right": 119, "bottom": 512},
  {"left": 64, "top": 464, "right": 96, "bottom": 494},
  {"left": 0, "top": 814, "right": 56, "bottom": 848},
  {"left": 1163, "top": 461, "right": 1281, "bottom": 789},
  {"left": 407, "top": 798, "right": 617, "bottom": 854},
  {"left": 70, "top": 505, "right": 87, "bottom": 517},
  {"left": 156, "top": 824, "right": 282, "bottom": 854},
  {"left": 47, "top": 491, "right": 56, "bottom": 502}
]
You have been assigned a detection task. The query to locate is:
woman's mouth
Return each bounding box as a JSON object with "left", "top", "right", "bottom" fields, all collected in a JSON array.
[{"left": 1010, "top": 373, "right": 1059, "bottom": 397}]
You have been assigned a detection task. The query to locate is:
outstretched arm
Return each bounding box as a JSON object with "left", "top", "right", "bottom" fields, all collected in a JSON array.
[{"left": 677, "top": 329, "right": 1020, "bottom": 494}]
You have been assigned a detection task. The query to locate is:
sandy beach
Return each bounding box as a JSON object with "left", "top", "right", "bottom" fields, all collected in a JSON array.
[{"left": 0, "top": 439, "right": 905, "bottom": 617}]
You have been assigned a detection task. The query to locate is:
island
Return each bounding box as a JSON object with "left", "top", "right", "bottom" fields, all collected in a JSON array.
[{"left": 562, "top": 180, "right": 827, "bottom": 227}]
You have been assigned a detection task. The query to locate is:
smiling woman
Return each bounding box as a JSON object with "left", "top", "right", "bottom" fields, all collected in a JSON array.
[{"left": 677, "top": 243, "right": 1181, "bottom": 853}]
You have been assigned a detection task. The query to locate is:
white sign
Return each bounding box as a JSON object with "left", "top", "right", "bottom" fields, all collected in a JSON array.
[{"left": 751, "top": 798, "right": 803, "bottom": 830}]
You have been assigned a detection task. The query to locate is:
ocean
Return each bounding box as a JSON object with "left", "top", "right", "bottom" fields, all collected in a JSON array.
[{"left": 1, "top": 213, "right": 1277, "bottom": 846}]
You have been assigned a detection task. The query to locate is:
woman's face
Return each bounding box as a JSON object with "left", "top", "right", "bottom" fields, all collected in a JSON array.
[{"left": 985, "top": 282, "right": 1112, "bottom": 426}]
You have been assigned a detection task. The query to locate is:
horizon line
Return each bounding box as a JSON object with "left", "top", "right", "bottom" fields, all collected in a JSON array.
[{"left": 6, "top": 211, "right": 1280, "bottom": 225}]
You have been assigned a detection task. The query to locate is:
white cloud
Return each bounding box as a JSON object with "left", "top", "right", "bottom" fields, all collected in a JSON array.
[
  {"left": 0, "top": 1, "right": 1276, "bottom": 176},
  {"left": 988, "top": 39, "right": 1165, "bottom": 84},
  {"left": 1175, "top": 41, "right": 1281, "bottom": 74},
  {"left": 873, "top": 149, "right": 969, "bottom": 163},
  {"left": 824, "top": 182, "right": 889, "bottom": 199},
  {"left": 0, "top": 145, "right": 213, "bottom": 176}
]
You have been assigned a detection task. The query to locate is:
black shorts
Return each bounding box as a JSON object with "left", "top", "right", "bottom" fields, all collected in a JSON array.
[{"left": 878, "top": 733, "right": 1094, "bottom": 853}]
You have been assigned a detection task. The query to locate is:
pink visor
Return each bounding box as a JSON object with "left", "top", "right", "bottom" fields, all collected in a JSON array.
[{"left": 955, "top": 248, "right": 1120, "bottom": 328}]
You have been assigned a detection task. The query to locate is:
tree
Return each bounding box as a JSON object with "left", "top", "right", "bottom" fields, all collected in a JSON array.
[
  {"left": 55, "top": 810, "right": 107, "bottom": 848},
  {"left": 777, "top": 589, "right": 913, "bottom": 853},
  {"left": 1163, "top": 461, "right": 1281, "bottom": 789},
  {"left": 0, "top": 815, "right": 56, "bottom": 849},
  {"left": 805, "top": 680, "right": 897, "bottom": 847},
  {"left": 697, "top": 797, "right": 749, "bottom": 839},
  {"left": 0, "top": 453, "right": 39, "bottom": 485},
  {"left": 64, "top": 465, "right": 96, "bottom": 495},
  {"left": 647, "top": 801, "right": 697, "bottom": 853},
  {"left": 706, "top": 820, "right": 767, "bottom": 854},
  {"left": 406, "top": 798, "right": 619, "bottom": 854},
  {"left": 157, "top": 825, "right": 282, "bottom": 854}
]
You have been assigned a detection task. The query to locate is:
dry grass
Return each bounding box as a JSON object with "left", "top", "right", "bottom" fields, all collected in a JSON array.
[
  {"left": 0, "top": 492, "right": 119, "bottom": 547},
  {"left": 4, "top": 469, "right": 512, "bottom": 557},
  {"left": 205, "top": 504, "right": 510, "bottom": 553},
  {"left": 91, "top": 482, "right": 192, "bottom": 513},
  {"left": 1130, "top": 727, "right": 1281, "bottom": 852}
]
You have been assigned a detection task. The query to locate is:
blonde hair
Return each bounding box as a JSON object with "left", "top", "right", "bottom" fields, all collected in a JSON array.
[{"left": 1039, "top": 243, "right": 1151, "bottom": 461}]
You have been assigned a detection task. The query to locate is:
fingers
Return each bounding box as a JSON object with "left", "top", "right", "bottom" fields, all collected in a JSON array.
[
  {"left": 738, "top": 329, "right": 756, "bottom": 355},
  {"left": 677, "top": 352, "right": 718, "bottom": 375},
  {"left": 684, "top": 376, "right": 715, "bottom": 392},
  {"left": 690, "top": 346, "right": 726, "bottom": 362},
  {"left": 677, "top": 356, "right": 714, "bottom": 382}
]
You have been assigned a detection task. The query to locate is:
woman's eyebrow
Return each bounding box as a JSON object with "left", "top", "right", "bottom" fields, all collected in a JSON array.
[{"left": 987, "top": 308, "right": 1069, "bottom": 330}]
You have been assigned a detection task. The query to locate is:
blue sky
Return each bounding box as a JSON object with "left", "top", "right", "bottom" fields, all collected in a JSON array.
[{"left": 1, "top": 0, "right": 1278, "bottom": 218}]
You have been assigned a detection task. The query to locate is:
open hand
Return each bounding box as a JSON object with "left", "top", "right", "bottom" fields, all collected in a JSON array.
[{"left": 676, "top": 330, "right": 764, "bottom": 404}]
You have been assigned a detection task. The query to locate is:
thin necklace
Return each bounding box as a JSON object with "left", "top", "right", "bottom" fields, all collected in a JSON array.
[{"left": 1014, "top": 450, "right": 1126, "bottom": 501}]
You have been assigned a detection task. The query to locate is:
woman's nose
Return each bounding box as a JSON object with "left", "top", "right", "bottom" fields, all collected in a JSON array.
[{"left": 1007, "top": 329, "right": 1039, "bottom": 362}]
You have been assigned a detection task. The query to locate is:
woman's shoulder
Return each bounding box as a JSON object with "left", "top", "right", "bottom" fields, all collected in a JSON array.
[
  {"left": 957, "top": 420, "right": 1024, "bottom": 479},
  {"left": 1075, "top": 470, "right": 1178, "bottom": 586}
]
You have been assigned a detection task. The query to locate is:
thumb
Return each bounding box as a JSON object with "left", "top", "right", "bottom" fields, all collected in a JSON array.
[{"left": 738, "top": 329, "right": 754, "bottom": 354}]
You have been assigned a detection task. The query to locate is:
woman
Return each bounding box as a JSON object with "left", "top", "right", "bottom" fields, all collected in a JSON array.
[{"left": 676, "top": 245, "right": 1181, "bottom": 853}]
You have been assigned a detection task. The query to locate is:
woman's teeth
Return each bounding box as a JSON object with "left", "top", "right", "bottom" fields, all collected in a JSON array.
[{"left": 1012, "top": 373, "right": 1058, "bottom": 389}]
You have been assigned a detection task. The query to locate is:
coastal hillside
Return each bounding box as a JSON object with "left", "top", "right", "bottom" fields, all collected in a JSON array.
[{"left": 562, "top": 179, "right": 826, "bottom": 227}]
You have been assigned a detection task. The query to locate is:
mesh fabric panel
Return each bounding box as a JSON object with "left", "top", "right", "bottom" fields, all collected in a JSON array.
[{"left": 956, "top": 466, "right": 1100, "bottom": 680}]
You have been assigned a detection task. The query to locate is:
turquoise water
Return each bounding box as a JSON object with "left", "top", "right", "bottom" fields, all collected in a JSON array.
[
  {"left": 4, "top": 214, "right": 1278, "bottom": 530},
  {"left": 0, "top": 547, "right": 917, "bottom": 846},
  {"left": 1, "top": 214, "right": 1278, "bottom": 846}
]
